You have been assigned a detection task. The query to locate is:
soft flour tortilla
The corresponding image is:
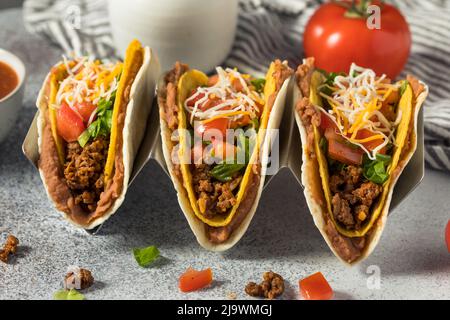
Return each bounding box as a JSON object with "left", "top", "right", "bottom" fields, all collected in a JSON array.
[
  {"left": 36, "top": 42, "right": 160, "bottom": 229},
  {"left": 159, "top": 63, "right": 292, "bottom": 251},
  {"left": 294, "top": 59, "right": 429, "bottom": 264}
]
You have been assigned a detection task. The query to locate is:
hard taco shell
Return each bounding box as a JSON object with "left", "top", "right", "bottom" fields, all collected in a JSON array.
[
  {"left": 36, "top": 41, "right": 160, "bottom": 229},
  {"left": 159, "top": 62, "right": 292, "bottom": 251},
  {"left": 294, "top": 58, "right": 429, "bottom": 264}
]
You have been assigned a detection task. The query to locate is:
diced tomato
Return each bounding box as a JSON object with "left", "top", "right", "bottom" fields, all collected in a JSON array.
[
  {"left": 74, "top": 102, "right": 97, "bottom": 124},
  {"left": 354, "top": 129, "right": 386, "bottom": 154},
  {"left": 195, "top": 118, "right": 229, "bottom": 139},
  {"left": 446, "top": 220, "right": 450, "bottom": 252},
  {"left": 231, "top": 78, "right": 244, "bottom": 92},
  {"left": 326, "top": 128, "right": 363, "bottom": 165},
  {"left": 230, "top": 115, "right": 251, "bottom": 128},
  {"left": 186, "top": 90, "right": 206, "bottom": 108},
  {"left": 179, "top": 268, "right": 213, "bottom": 293},
  {"left": 208, "top": 75, "right": 219, "bottom": 87},
  {"left": 299, "top": 272, "right": 334, "bottom": 300},
  {"left": 320, "top": 112, "right": 338, "bottom": 131},
  {"left": 56, "top": 103, "right": 86, "bottom": 142},
  {"left": 328, "top": 138, "right": 363, "bottom": 165},
  {"left": 200, "top": 98, "right": 223, "bottom": 111}
]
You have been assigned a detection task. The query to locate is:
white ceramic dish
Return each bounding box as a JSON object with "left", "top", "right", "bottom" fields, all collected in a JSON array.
[
  {"left": 0, "top": 49, "right": 25, "bottom": 144},
  {"left": 108, "top": 0, "right": 238, "bottom": 72}
]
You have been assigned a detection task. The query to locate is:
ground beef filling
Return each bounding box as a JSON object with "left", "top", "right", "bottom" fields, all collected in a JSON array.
[
  {"left": 63, "top": 137, "right": 109, "bottom": 213},
  {"left": 192, "top": 164, "right": 242, "bottom": 218},
  {"left": 329, "top": 166, "right": 382, "bottom": 230}
]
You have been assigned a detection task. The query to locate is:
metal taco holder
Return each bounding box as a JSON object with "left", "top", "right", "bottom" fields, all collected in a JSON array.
[{"left": 22, "top": 71, "right": 425, "bottom": 234}]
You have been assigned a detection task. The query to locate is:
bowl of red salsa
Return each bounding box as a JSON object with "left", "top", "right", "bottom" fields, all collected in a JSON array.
[{"left": 0, "top": 49, "right": 25, "bottom": 144}]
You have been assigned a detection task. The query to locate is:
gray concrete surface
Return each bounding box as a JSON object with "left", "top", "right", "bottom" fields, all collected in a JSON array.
[{"left": 0, "top": 8, "right": 449, "bottom": 300}]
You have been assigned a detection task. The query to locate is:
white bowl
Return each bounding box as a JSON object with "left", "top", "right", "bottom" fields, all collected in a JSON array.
[
  {"left": 0, "top": 49, "right": 25, "bottom": 144},
  {"left": 108, "top": 0, "right": 238, "bottom": 72}
]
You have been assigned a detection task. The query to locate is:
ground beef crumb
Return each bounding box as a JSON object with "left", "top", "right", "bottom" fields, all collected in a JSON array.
[
  {"left": 330, "top": 165, "right": 382, "bottom": 229},
  {"left": 64, "top": 137, "right": 109, "bottom": 212},
  {"left": 245, "top": 271, "right": 285, "bottom": 300},
  {"left": 192, "top": 164, "right": 241, "bottom": 217},
  {"left": 0, "top": 235, "right": 19, "bottom": 263},
  {"left": 64, "top": 268, "right": 94, "bottom": 290}
]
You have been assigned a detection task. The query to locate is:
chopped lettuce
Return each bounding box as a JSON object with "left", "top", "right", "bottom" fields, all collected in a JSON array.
[
  {"left": 363, "top": 154, "right": 392, "bottom": 185},
  {"left": 250, "top": 78, "right": 266, "bottom": 93},
  {"left": 78, "top": 91, "right": 116, "bottom": 147},
  {"left": 54, "top": 289, "right": 85, "bottom": 300},
  {"left": 133, "top": 245, "right": 160, "bottom": 268}
]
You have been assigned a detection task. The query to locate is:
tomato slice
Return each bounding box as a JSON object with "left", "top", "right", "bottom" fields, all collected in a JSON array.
[
  {"left": 445, "top": 220, "right": 450, "bottom": 253},
  {"left": 75, "top": 102, "right": 97, "bottom": 124},
  {"left": 179, "top": 268, "right": 213, "bottom": 293},
  {"left": 325, "top": 128, "right": 363, "bottom": 165},
  {"left": 56, "top": 103, "right": 86, "bottom": 142},
  {"left": 195, "top": 118, "right": 229, "bottom": 139},
  {"left": 299, "top": 272, "right": 333, "bottom": 300}
]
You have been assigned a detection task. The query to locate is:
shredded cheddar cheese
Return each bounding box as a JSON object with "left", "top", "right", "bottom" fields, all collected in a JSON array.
[
  {"left": 55, "top": 56, "right": 122, "bottom": 114},
  {"left": 316, "top": 63, "right": 401, "bottom": 160},
  {"left": 184, "top": 67, "right": 264, "bottom": 126}
]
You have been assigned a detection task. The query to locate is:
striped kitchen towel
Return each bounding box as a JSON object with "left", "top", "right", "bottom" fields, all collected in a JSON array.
[{"left": 23, "top": 0, "right": 450, "bottom": 172}]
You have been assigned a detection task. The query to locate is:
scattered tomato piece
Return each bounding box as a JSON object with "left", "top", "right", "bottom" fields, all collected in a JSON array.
[
  {"left": 445, "top": 220, "right": 450, "bottom": 252},
  {"left": 299, "top": 272, "right": 333, "bottom": 300},
  {"left": 179, "top": 268, "right": 213, "bottom": 293}
]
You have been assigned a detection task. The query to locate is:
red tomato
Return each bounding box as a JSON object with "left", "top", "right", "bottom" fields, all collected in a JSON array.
[
  {"left": 208, "top": 75, "right": 219, "bottom": 87},
  {"left": 304, "top": 2, "right": 411, "bottom": 79},
  {"left": 299, "top": 272, "right": 334, "bottom": 300},
  {"left": 445, "top": 220, "right": 450, "bottom": 253},
  {"left": 354, "top": 129, "right": 385, "bottom": 154},
  {"left": 320, "top": 112, "right": 338, "bottom": 131},
  {"left": 231, "top": 78, "right": 244, "bottom": 92},
  {"left": 56, "top": 103, "right": 86, "bottom": 142},
  {"left": 186, "top": 90, "right": 206, "bottom": 108},
  {"left": 326, "top": 128, "right": 363, "bottom": 165},
  {"left": 75, "top": 102, "right": 97, "bottom": 124},
  {"left": 195, "top": 118, "right": 229, "bottom": 139},
  {"left": 179, "top": 268, "right": 213, "bottom": 293}
]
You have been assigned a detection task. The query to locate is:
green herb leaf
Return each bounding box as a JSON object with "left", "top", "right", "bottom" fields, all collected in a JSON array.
[
  {"left": 54, "top": 289, "right": 85, "bottom": 300},
  {"left": 251, "top": 78, "right": 266, "bottom": 93},
  {"left": 133, "top": 246, "right": 160, "bottom": 268},
  {"left": 363, "top": 154, "right": 392, "bottom": 185},
  {"left": 210, "top": 163, "right": 245, "bottom": 182}
]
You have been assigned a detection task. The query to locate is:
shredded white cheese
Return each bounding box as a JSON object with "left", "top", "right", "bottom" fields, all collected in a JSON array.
[
  {"left": 184, "top": 67, "right": 264, "bottom": 126},
  {"left": 55, "top": 56, "right": 122, "bottom": 121},
  {"left": 317, "top": 63, "right": 401, "bottom": 160}
]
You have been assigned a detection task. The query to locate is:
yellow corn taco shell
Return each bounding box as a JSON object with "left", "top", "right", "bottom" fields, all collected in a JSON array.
[
  {"left": 36, "top": 40, "right": 160, "bottom": 229},
  {"left": 294, "top": 58, "right": 429, "bottom": 264},
  {"left": 158, "top": 61, "right": 293, "bottom": 251}
]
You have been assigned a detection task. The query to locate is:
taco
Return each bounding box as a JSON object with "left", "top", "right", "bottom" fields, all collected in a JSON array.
[
  {"left": 158, "top": 61, "right": 293, "bottom": 251},
  {"left": 294, "top": 58, "right": 428, "bottom": 264},
  {"left": 37, "top": 40, "right": 159, "bottom": 229}
]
